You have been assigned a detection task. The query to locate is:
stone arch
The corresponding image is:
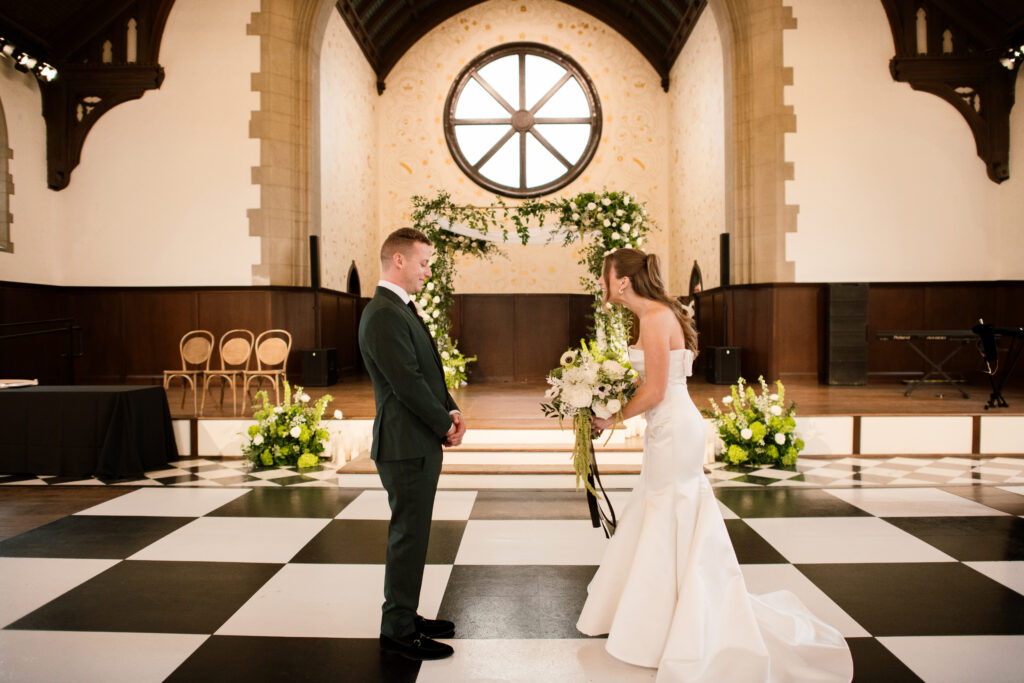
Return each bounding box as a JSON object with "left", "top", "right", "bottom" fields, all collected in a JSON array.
[{"left": 0, "top": 93, "right": 12, "bottom": 253}]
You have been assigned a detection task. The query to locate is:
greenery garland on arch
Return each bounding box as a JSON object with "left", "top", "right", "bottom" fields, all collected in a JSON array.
[{"left": 409, "top": 189, "right": 655, "bottom": 388}]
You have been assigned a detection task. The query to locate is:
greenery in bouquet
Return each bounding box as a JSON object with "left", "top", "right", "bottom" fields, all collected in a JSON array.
[
  {"left": 242, "top": 381, "right": 334, "bottom": 469},
  {"left": 703, "top": 377, "right": 804, "bottom": 468},
  {"left": 541, "top": 339, "right": 639, "bottom": 495}
]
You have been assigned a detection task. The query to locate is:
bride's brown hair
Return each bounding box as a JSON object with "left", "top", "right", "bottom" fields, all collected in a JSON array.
[{"left": 603, "top": 248, "right": 699, "bottom": 355}]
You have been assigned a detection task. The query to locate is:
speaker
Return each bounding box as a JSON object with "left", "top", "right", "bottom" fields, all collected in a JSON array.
[
  {"left": 309, "top": 235, "right": 321, "bottom": 290},
  {"left": 302, "top": 348, "right": 338, "bottom": 387},
  {"left": 719, "top": 233, "right": 730, "bottom": 287},
  {"left": 824, "top": 283, "right": 868, "bottom": 385},
  {"left": 705, "top": 346, "right": 742, "bottom": 385}
]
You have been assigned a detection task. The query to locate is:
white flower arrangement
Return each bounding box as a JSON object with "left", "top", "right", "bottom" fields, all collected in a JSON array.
[
  {"left": 242, "top": 381, "right": 333, "bottom": 469},
  {"left": 703, "top": 376, "right": 805, "bottom": 467}
]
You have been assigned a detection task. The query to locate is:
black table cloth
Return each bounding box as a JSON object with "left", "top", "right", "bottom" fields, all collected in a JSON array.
[{"left": 0, "top": 386, "right": 178, "bottom": 479}]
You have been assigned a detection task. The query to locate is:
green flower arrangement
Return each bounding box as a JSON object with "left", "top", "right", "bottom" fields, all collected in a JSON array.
[
  {"left": 702, "top": 376, "right": 805, "bottom": 468},
  {"left": 242, "top": 380, "right": 333, "bottom": 469},
  {"left": 409, "top": 189, "right": 656, "bottom": 384}
]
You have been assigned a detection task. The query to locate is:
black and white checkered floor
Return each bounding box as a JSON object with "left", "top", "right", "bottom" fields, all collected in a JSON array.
[{"left": 1, "top": 484, "right": 1023, "bottom": 681}]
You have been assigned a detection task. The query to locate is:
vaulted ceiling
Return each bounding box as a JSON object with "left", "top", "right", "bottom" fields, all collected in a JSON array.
[{"left": 335, "top": 0, "right": 708, "bottom": 93}]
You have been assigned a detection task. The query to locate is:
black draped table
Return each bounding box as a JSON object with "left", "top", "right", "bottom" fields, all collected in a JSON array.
[{"left": 0, "top": 386, "right": 179, "bottom": 479}]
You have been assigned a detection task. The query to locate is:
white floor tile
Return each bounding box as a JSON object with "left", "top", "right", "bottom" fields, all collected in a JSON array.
[
  {"left": 878, "top": 635, "right": 1024, "bottom": 683},
  {"left": 455, "top": 520, "right": 609, "bottom": 565},
  {"left": 0, "top": 557, "right": 118, "bottom": 628},
  {"left": 999, "top": 486, "right": 1024, "bottom": 496},
  {"left": 824, "top": 487, "right": 1008, "bottom": 517},
  {"left": 73, "top": 487, "right": 249, "bottom": 517},
  {"left": 739, "top": 564, "right": 869, "bottom": 638},
  {"left": 743, "top": 517, "right": 955, "bottom": 564},
  {"left": 964, "top": 561, "right": 1024, "bottom": 596},
  {"left": 129, "top": 516, "right": 330, "bottom": 563},
  {"left": 337, "top": 490, "right": 477, "bottom": 520},
  {"left": 217, "top": 563, "right": 451, "bottom": 638},
  {"left": 0, "top": 630, "right": 207, "bottom": 683},
  {"left": 415, "top": 639, "right": 656, "bottom": 683}
]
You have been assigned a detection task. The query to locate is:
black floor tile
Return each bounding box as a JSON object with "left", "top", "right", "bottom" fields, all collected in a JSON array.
[
  {"left": 847, "top": 637, "right": 923, "bottom": 682},
  {"left": 729, "top": 475, "right": 784, "bottom": 486},
  {"left": 154, "top": 474, "right": 201, "bottom": 485},
  {"left": 0, "top": 515, "right": 192, "bottom": 559},
  {"left": 714, "top": 488, "right": 870, "bottom": 518},
  {"left": 206, "top": 487, "right": 362, "bottom": 518},
  {"left": 438, "top": 565, "right": 597, "bottom": 639},
  {"left": 797, "top": 562, "right": 1024, "bottom": 637},
  {"left": 7, "top": 560, "right": 282, "bottom": 634},
  {"left": 941, "top": 486, "right": 1024, "bottom": 515},
  {"left": 166, "top": 636, "right": 419, "bottom": 683},
  {"left": 882, "top": 516, "right": 1024, "bottom": 561},
  {"left": 267, "top": 475, "right": 319, "bottom": 486},
  {"left": 470, "top": 490, "right": 593, "bottom": 520},
  {"left": 725, "top": 520, "right": 788, "bottom": 564},
  {"left": 291, "top": 519, "right": 466, "bottom": 564},
  {"left": 0, "top": 474, "right": 41, "bottom": 484},
  {"left": 204, "top": 474, "right": 260, "bottom": 486}
]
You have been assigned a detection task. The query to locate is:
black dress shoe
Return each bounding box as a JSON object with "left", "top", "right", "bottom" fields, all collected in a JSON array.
[
  {"left": 379, "top": 633, "right": 454, "bottom": 661},
  {"left": 415, "top": 615, "right": 455, "bottom": 638}
]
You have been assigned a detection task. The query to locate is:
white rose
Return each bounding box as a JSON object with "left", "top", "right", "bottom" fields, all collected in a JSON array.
[
  {"left": 583, "top": 362, "right": 600, "bottom": 384},
  {"left": 722, "top": 396, "right": 733, "bottom": 404},
  {"left": 741, "top": 428, "right": 753, "bottom": 440},
  {"left": 624, "top": 196, "right": 631, "bottom": 205},
  {"left": 605, "top": 398, "right": 622, "bottom": 414},
  {"left": 300, "top": 393, "right": 310, "bottom": 403},
  {"left": 602, "top": 197, "right": 611, "bottom": 206},
  {"left": 441, "top": 351, "right": 450, "bottom": 360},
  {"left": 253, "top": 434, "right": 264, "bottom": 446},
  {"left": 290, "top": 426, "right": 302, "bottom": 438},
  {"left": 433, "top": 295, "right": 440, "bottom": 304},
  {"left": 770, "top": 405, "right": 782, "bottom": 416},
  {"left": 572, "top": 212, "right": 580, "bottom": 220},
  {"left": 601, "top": 360, "right": 625, "bottom": 379},
  {"left": 603, "top": 219, "right": 611, "bottom": 227},
  {"left": 427, "top": 282, "right": 435, "bottom": 291},
  {"left": 564, "top": 384, "right": 593, "bottom": 409},
  {"left": 616, "top": 209, "right": 624, "bottom": 216},
  {"left": 333, "top": 409, "right": 343, "bottom": 419},
  {"left": 432, "top": 310, "right": 440, "bottom": 318},
  {"left": 622, "top": 223, "right": 631, "bottom": 231},
  {"left": 274, "top": 406, "right": 284, "bottom": 414},
  {"left": 586, "top": 202, "right": 596, "bottom": 210},
  {"left": 636, "top": 237, "right": 644, "bottom": 245},
  {"left": 769, "top": 394, "right": 778, "bottom": 400},
  {"left": 592, "top": 401, "right": 612, "bottom": 419},
  {"left": 612, "top": 232, "right": 621, "bottom": 240},
  {"left": 775, "top": 433, "right": 786, "bottom": 445}
]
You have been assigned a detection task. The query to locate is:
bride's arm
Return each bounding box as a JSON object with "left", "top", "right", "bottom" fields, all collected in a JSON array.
[{"left": 593, "top": 311, "right": 672, "bottom": 429}]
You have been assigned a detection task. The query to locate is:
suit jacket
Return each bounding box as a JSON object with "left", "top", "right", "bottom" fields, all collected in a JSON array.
[{"left": 358, "top": 286, "right": 459, "bottom": 461}]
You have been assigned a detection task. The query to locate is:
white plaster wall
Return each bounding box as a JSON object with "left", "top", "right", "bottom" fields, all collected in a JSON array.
[
  {"left": 668, "top": 8, "right": 726, "bottom": 293},
  {"left": 783, "top": 0, "right": 1024, "bottom": 282},
  {"left": 0, "top": 66, "right": 60, "bottom": 284},
  {"left": 319, "top": 10, "right": 379, "bottom": 296},
  {"left": 1, "top": 0, "right": 259, "bottom": 287}
]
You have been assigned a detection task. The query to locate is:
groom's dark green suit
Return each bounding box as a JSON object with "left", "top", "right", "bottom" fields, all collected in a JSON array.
[{"left": 358, "top": 285, "right": 459, "bottom": 640}]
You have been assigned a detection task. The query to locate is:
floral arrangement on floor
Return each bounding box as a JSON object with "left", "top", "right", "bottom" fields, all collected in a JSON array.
[
  {"left": 703, "top": 377, "right": 805, "bottom": 468},
  {"left": 541, "top": 339, "right": 638, "bottom": 495},
  {"left": 409, "top": 189, "right": 656, "bottom": 386},
  {"left": 242, "top": 381, "right": 335, "bottom": 469}
]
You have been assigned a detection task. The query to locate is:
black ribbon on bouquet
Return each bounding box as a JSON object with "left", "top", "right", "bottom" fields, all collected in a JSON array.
[{"left": 586, "top": 439, "right": 617, "bottom": 538}]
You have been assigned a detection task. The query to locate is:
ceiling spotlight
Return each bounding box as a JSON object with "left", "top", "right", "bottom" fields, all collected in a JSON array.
[
  {"left": 35, "top": 62, "right": 58, "bottom": 82},
  {"left": 0, "top": 42, "right": 16, "bottom": 59},
  {"left": 15, "top": 52, "right": 37, "bottom": 71}
]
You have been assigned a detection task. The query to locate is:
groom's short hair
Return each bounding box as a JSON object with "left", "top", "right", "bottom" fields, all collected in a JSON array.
[{"left": 381, "top": 227, "right": 431, "bottom": 263}]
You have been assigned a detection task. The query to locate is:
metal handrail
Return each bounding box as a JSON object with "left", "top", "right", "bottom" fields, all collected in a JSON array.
[{"left": 0, "top": 318, "right": 83, "bottom": 383}]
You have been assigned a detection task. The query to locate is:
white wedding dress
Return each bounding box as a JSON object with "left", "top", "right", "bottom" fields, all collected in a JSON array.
[{"left": 577, "top": 348, "right": 853, "bottom": 682}]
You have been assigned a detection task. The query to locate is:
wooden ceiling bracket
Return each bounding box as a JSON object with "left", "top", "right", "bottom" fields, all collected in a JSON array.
[{"left": 882, "top": 0, "right": 1022, "bottom": 184}]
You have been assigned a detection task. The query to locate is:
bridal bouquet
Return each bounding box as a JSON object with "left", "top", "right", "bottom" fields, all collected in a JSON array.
[
  {"left": 242, "top": 380, "right": 334, "bottom": 469},
  {"left": 703, "top": 376, "right": 804, "bottom": 467},
  {"left": 541, "top": 340, "right": 638, "bottom": 494}
]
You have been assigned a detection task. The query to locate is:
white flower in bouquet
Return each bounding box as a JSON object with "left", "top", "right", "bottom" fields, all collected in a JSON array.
[
  {"left": 592, "top": 401, "right": 613, "bottom": 419},
  {"left": 562, "top": 366, "right": 586, "bottom": 385},
  {"left": 605, "top": 398, "right": 622, "bottom": 414},
  {"left": 602, "top": 197, "right": 611, "bottom": 206},
  {"left": 770, "top": 405, "right": 782, "bottom": 416},
  {"left": 253, "top": 434, "right": 264, "bottom": 446},
  {"left": 433, "top": 296, "right": 440, "bottom": 304},
  {"left": 741, "top": 428, "right": 753, "bottom": 440},
  {"left": 622, "top": 223, "right": 631, "bottom": 231},
  {"left": 594, "top": 383, "right": 611, "bottom": 399},
  {"left": 612, "top": 232, "right": 621, "bottom": 240},
  {"left": 586, "top": 202, "right": 596, "bottom": 210},
  {"left": 274, "top": 406, "right": 284, "bottom": 414},
  {"left": 564, "top": 383, "right": 594, "bottom": 409},
  {"left": 722, "top": 396, "right": 733, "bottom": 404},
  {"left": 441, "top": 350, "right": 450, "bottom": 360},
  {"left": 616, "top": 209, "right": 624, "bottom": 216},
  {"left": 560, "top": 349, "right": 578, "bottom": 366},
  {"left": 300, "top": 393, "right": 310, "bottom": 403},
  {"left": 427, "top": 282, "right": 435, "bottom": 291},
  {"left": 769, "top": 394, "right": 778, "bottom": 400},
  {"left": 775, "top": 433, "right": 786, "bottom": 445},
  {"left": 603, "top": 219, "right": 611, "bottom": 227},
  {"left": 290, "top": 426, "right": 302, "bottom": 438},
  {"left": 572, "top": 212, "right": 580, "bottom": 220},
  {"left": 583, "top": 361, "right": 600, "bottom": 385},
  {"left": 601, "top": 360, "right": 626, "bottom": 379},
  {"left": 432, "top": 310, "right": 440, "bottom": 318},
  {"left": 545, "top": 386, "right": 558, "bottom": 400},
  {"left": 333, "top": 409, "right": 343, "bottom": 419}
]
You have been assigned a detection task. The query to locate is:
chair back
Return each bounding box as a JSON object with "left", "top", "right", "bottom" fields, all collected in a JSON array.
[
  {"left": 218, "top": 329, "right": 255, "bottom": 371},
  {"left": 254, "top": 329, "right": 292, "bottom": 371},
  {"left": 179, "top": 330, "right": 214, "bottom": 372}
]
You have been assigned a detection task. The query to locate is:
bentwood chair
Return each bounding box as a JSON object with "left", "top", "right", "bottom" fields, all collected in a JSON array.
[
  {"left": 163, "top": 330, "right": 214, "bottom": 415},
  {"left": 243, "top": 329, "right": 292, "bottom": 408},
  {"left": 201, "top": 329, "right": 254, "bottom": 416}
]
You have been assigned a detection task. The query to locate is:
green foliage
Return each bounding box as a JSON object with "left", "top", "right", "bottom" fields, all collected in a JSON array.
[
  {"left": 241, "top": 380, "right": 333, "bottom": 468},
  {"left": 703, "top": 376, "right": 804, "bottom": 469}
]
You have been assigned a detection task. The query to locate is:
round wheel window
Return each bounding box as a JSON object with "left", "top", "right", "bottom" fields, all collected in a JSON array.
[{"left": 444, "top": 43, "right": 602, "bottom": 198}]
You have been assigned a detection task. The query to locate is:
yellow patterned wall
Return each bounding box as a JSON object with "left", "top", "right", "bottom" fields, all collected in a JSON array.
[
  {"left": 320, "top": 10, "right": 379, "bottom": 295},
  {"left": 378, "top": 0, "right": 672, "bottom": 293},
  {"left": 668, "top": 8, "right": 726, "bottom": 293}
]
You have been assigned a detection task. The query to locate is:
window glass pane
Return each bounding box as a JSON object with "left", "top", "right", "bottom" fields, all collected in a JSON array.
[
  {"left": 534, "top": 77, "right": 588, "bottom": 118},
  {"left": 454, "top": 78, "right": 510, "bottom": 119},
  {"left": 454, "top": 125, "right": 511, "bottom": 165},
  {"left": 524, "top": 54, "right": 565, "bottom": 110},
  {"left": 479, "top": 135, "right": 521, "bottom": 188},
  {"left": 525, "top": 133, "right": 566, "bottom": 187},
  {"left": 533, "top": 123, "right": 591, "bottom": 164},
  {"left": 477, "top": 55, "right": 520, "bottom": 110}
]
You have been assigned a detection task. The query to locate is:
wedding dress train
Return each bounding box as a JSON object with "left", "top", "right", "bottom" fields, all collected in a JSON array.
[{"left": 577, "top": 348, "right": 853, "bottom": 682}]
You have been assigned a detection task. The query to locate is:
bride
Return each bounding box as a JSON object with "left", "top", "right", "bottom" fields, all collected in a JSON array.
[{"left": 577, "top": 248, "right": 853, "bottom": 682}]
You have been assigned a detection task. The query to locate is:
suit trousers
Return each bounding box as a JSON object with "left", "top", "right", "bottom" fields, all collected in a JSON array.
[{"left": 374, "top": 453, "right": 443, "bottom": 639}]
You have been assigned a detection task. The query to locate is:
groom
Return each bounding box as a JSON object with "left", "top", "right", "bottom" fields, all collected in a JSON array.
[{"left": 358, "top": 227, "right": 466, "bottom": 661}]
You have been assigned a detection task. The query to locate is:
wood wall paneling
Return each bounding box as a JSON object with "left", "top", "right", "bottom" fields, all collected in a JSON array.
[
  {"left": 774, "top": 285, "right": 823, "bottom": 378},
  {"left": 68, "top": 289, "right": 126, "bottom": 384},
  {"left": 513, "top": 295, "right": 571, "bottom": 380},
  {"left": 460, "top": 295, "right": 515, "bottom": 381},
  {"left": 867, "top": 284, "right": 926, "bottom": 375},
  {"left": 0, "top": 284, "right": 69, "bottom": 383},
  {"left": 269, "top": 290, "right": 315, "bottom": 382},
  {"left": 122, "top": 290, "right": 199, "bottom": 382}
]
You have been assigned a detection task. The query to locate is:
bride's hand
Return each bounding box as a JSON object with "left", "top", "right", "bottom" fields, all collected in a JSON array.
[{"left": 592, "top": 416, "right": 614, "bottom": 433}]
